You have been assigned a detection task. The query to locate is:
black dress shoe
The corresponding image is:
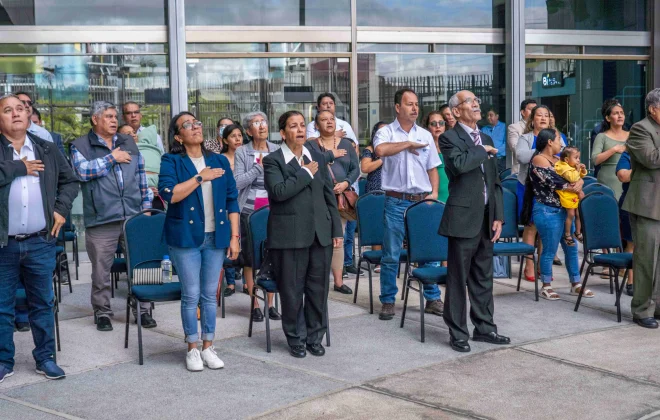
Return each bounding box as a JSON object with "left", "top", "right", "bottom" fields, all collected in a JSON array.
[
  {"left": 242, "top": 286, "right": 249, "bottom": 295},
  {"left": 553, "top": 258, "right": 563, "bottom": 266},
  {"left": 223, "top": 287, "right": 235, "bottom": 297},
  {"left": 139, "top": 313, "right": 157, "bottom": 329},
  {"left": 634, "top": 317, "right": 659, "bottom": 329},
  {"left": 96, "top": 316, "right": 113, "bottom": 332},
  {"left": 655, "top": 314, "right": 660, "bottom": 321},
  {"left": 15, "top": 322, "right": 30, "bottom": 332},
  {"left": 252, "top": 308, "right": 264, "bottom": 322},
  {"left": 344, "top": 265, "right": 364, "bottom": 276},
  {"left": 306, "top": 343, "right": 325, "bottom": 356},
  {"left": 289, "top": 345, "right": 306, "bottom": 358},
  {"left": 626, "top": 284, "right": 633, "bottom": 297},
  {"left": 450, "top": 338, "right": 471, "bottom": 353},
  {"left": 334, "top": 284, "right": 353, "bottom": 294},
  {"left": 472, "top": 331, "right": 511, "bottom": 345},
  {"left": 268, "top": 307, "right": 282, "bottom": 320}
]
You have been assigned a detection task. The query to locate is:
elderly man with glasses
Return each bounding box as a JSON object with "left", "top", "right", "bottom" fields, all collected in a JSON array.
[
  {"left": 70, "top": 101, "right": 156, "bottom": 332},
  {"left": 14, "top": 92, "right": 54, "bottom": 145},
  {"left": 122, "top": 101, "right": 165, "bottom": 153}
]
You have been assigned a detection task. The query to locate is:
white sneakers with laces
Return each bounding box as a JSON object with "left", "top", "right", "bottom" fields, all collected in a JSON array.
[
  {"left": 200, "top": 346, "right": 225, "bottom": 369},
  {"left": 186, "top": 348, "right": 203, "bottom": 372}
]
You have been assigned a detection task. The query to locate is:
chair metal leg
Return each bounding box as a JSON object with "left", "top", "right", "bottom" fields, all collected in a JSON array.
[
  {"left": 263, "top": 288, "right": 271, "bottom": 353},
  {"left": 248, "top": 292, "right": 256, "bottom": 337},
  {"left": 400, "top": 264, "right": 409, "bottom": 300},
  {"left": 54, "top": 301, "right": 61, "bottom": 353},
  {"left": 418, "top": 281, "right": 425, "bottom": 343},
  {"left": 124, "top": 298, "right": 131, "bottom": 348},
  {"left": 516, "top": 256, "right": 523, "bottom": 292},
  {"left": 367, "top": 262, "right": 374, "bottom": 314},
  {"left": 57, "top": 254, "right": 62, "bottom": 303},
  {"left": 111, "top": 273, "right": 115, "bottom": 298},
  {"left": 397, "top": 262, "right": 401, "bottom": 279},
  {"left": 616, "top": 269, "right": 629, "bottom": 322},
  {"left": 136, "top": 301, "right": 144, "bottom": 365},
  {"left": 220, "top": 269, "right": 226, "bottom": 319},
  {"left": 533, "top": 254, "right": 539, "bottom": 301},
  {"left": 574, "top": 263, "right": 592, "bottom": 312},
  {"left": 579, "top": 252, "right": 587, "bottom": 275},
  {"left": 65, "top": 254, "right": 73, "bottom": 294},
  {"left": 325, "top": 305, "right": 331, "bottom": 347},
  {"left": 275, "top": 292, "right": 279, "bottom": 312},
  {"left": 400, "top": 276, "right": 410, "bottom": 328},
  {"left": 353, "top": 257, "right": 361, "bottom": 304},
  {"left": 73, "top": 237, "right": 79, "bottom": 280},
  {"left": 609, "top": 267, "right": 614, "bottom": 294},
  {"left": 613, "top": 270, "right": 622, "bottom": 322}
]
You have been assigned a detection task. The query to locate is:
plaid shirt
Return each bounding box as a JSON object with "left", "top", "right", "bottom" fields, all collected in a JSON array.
[{"left": 70, "top": 132, "right": 152, "bottom": 210}]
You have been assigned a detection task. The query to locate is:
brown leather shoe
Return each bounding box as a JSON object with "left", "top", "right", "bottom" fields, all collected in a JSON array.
[
  {"left": 379, "top": 303, "right": 395, "bottom": 320},
  {"left": 424, "top": 299, "right": 444, "bottom": 316}
]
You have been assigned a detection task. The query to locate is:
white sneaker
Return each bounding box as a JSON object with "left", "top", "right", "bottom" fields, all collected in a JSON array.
[
  {"left": 200, "top": 346, "right": 224, "bottom": 369},
  {"left": 186, "top": 348, "right": 203, "bottom": 372}
]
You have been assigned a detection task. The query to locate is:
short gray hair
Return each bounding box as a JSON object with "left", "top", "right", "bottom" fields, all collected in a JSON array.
[
  {"left": 243, "top": 111, "right": 268, "bottom": 130},
  {"left": 448, "top": 93, "right": 460, "bottom": 111},
  {"left": 90, "top": 101, "right": 117, "bottom": 120},
  {"left": 0, "top": 93, "right": 20, "bottom": 106},
  {"left": 645, "top": 88, "right": 660, "bottom": 115}
]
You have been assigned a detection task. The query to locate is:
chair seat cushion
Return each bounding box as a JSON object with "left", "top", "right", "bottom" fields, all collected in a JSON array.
[
  {"left": 132, "top": 282, "right": 182, "bottom": 302},
  {"left": 593, "top": 253, "right": 633, "bottom": 269},
  {"left": 256, "top": 278, "right": 278, "bottom": 293},
  {"left": 64, "top": 231, "right": 76, "bottom": 241},
  {"left": 411, "top": 266, "right": 448, "bottom": 284},
  {"left": 112, "top": 258, "right": 127, "bottom": 273},
  {"left": 55, "top": 246, "right": 65, "bottom": 255},
  {"left": 493, "top": 242, "right": 535, "bottom": 256},
  {"left": 362, "top": 249, "right": 407, "bottom": 264}
]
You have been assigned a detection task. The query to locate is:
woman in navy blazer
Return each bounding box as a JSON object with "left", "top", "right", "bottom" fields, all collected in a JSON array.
[{"left": 158, "top": 111, "right": 240, "bottom": 372}]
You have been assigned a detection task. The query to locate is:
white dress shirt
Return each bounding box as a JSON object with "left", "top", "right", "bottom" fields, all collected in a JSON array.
[
  {"left": 373, "top": 119, "right": 441, "bottom": 194},
  {"left": 7, "top": 137, "right": 47, "bottom": 235},
  {"left": 458, "top": 122, "right": 488, "bottom": 205},
  {"left": 281, "top": 142, "right": 314, "bottom": 179},
  {"left": 189, "top": 155, "right": 215, "bottom": 232},
  {"left": 137, "top": 125, "right": 165, "bottom": 153},
  {"left": 27, "top": 121, "right": 53, "bottom": 143}
]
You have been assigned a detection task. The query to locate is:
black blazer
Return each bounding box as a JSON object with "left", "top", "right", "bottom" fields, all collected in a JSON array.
[
  {"left": 438, "top": 124, "right": 504, "bottom": 239},
  {"left": 263, "top": 147, "right": 342, "bottom": 249}
]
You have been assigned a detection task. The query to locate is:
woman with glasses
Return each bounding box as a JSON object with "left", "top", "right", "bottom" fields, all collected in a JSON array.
[
  {"left": 234, "top": 111, "right": 281, "bottom": 322},
  {"left": 423, "top": 111, "right": 449, "bottom": 203},
  {"left": 204, "top": 117, "right": 235, "bottom": 154},
  {"left": 159, "top": 112, "right": 240, "bottom": 371}
]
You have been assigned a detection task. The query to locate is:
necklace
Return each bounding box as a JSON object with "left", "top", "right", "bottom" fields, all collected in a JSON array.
[{"left": 319, "top": 136, "right": 338, "bottom": 165}]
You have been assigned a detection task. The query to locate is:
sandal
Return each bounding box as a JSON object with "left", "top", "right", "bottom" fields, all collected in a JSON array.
[
  {"left": 540, "top": 286, "right": 560, "bottom": 301},
  {"left": 374, "top": 266, "right": 381, "bottom": 273},
  {"left": 563, "top": 233, "right": 576, "bottom": 246},
  {"left": 570, "top": 283, "right": 594, "bottom": 298},
  {"left": 574, "top": 232, "right": 584, "bottom": 243}
]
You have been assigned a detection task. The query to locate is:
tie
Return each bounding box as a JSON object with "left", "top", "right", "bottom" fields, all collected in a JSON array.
[{"left": 470, "top": 130, "right": 488, "bottom": 205}]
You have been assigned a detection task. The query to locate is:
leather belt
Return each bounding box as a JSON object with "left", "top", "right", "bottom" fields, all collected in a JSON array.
[
  {"left": 385, "top": 191, "right": 428, "bottom": 202},
  {"left": 9, "top": 230, "right": 48, "bottom": 242}
]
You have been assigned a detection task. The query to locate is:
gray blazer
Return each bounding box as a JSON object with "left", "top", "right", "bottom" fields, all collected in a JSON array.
[
  {"left": 515, "top": 132, "right": 535, "bottom": 184},
  {"left": 234, "top": 141, "right": 280, "bottom": 211},
  {"left": 622, "top": 116, "right": 660, "bottom": 221}
]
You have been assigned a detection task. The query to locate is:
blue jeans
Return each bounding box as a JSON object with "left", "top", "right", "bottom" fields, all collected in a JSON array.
[
  {"left": 533, "top": 202, "right": 581, "bottom": 284},
  {"left": 224, "top": 254, "right": 237, "bottom": 286},
  {"left": 169, "top": 232, "right": 225, "bottom": 343},
  {"left": 15, "top": 283, "right": 28, "bottom": 324},
  {"left": 343, "top": 220, "right": 356, "bottom": 267},
  {"left": 380, "top": 196, "right": 441, "bottom": 304},
  {"left": 0, "top": 236, "right": 57, "bottom": 370}
]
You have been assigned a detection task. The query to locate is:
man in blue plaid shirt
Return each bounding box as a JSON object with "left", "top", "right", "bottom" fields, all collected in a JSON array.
[{"left": 71, "top": 101, "right": 156, "bottom": 332}]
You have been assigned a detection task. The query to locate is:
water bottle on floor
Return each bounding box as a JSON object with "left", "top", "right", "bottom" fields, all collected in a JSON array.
[{"left": 161, "top": 256, "right": 172, "bottom": 283}]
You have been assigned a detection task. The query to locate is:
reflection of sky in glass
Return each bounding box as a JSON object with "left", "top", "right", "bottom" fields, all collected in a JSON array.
[
  {"left": 33, "top": 0, "right": 165, "bottom": 25},
  {"left": 525, "top": 0, "right": 647, "bottom": 30},
  {"left": 372, "top": 54, "right": 494, "bottom": 78},
  {"left": 185, "top": 0, "right": 350, "bottom": 26},
  {"left": 357, "top": 0, "right": 504, "bottom": 27}
]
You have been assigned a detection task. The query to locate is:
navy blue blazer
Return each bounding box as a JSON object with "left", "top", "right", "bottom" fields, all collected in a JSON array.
[{"left": 158, "top": 152, "right": 240, "bottom": 249}]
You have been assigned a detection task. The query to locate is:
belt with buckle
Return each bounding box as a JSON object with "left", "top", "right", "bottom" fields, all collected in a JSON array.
[
  {"left": 10, "top": 230, "right": 48, "bottom": 242},
  {"left": 385, "top": 191, "right": 428, "bottom": 202}
]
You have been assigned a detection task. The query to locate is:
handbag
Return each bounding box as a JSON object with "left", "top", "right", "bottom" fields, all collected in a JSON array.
[{"left": 316, "top": 139, "right": 358, "bottom": 221}]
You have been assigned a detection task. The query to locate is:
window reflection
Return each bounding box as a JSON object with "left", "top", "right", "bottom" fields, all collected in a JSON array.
[
  {"left": 525, "top": 0, "right": 648, "bottom": 31},
  {"left": 357, "top": 53, "right": 506, "bottom": 143}
]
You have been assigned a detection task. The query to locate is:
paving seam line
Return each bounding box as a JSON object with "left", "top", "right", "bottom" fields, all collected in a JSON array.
[
  {"left": 244, "top": 385, "right": 356, "bottom": 419},
  {"left": 0, "top": 394, "right": 85, "bottom": 420},
  {"left": 637, "top": 409, "right": 660, "bottom": 420},
  {"left": 359, "top": 384, "right": 494, "bottom": 420},
  {"left": 515, "top": 347, "right": 660, "bottom": 389}
]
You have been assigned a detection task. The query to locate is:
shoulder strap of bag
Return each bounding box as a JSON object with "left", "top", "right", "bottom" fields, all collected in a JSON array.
[{"left": 316, "top": 138, "right": 338, "bottom": 184}]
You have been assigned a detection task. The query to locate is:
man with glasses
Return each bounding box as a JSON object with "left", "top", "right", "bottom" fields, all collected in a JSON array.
[
  {"left": 122, "top": 101, "right": 165, "bottom": 153},
  {"left": 439, "top": 90, "right": 508, "bottom": 353},
  {"left": 507, "top": 99, "right": 537, "bottom": 174},
  {"left": 70, "top": 101, "right": 156, "bottom": 332},
  {"left": 15, "top": 92, "right": 54, "bottom": 145},
  {"left": 481, "top": 108, "right": 507, "bottom": 173}
]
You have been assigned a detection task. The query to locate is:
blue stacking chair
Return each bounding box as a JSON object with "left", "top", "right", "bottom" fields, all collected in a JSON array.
[
  {"left": 501, "top": 176, "right": 519, "bottom": 196},
  {"left": 123, "top": 209, "right": 181, "bottom": 365},
  {"left": 358, "top": 178, "right": 367, "bottom": 196},
  {"left": 55, "top": 227, "right": 73, "bottom": 302},
  {"left": 63, "top": 216, "right": 79, "bottom": 280},
  {"left": 498, "top": 167, "right": 512, "bottom": 180},
  {"left": 111, "top": 243, "right": 127, "bottom": 298},
  {"left": 219, "top": 255, "right": 243, "bottom": 319},
  {"left": 493, "top": 189, "right": 538, "bottom": 301},
  {"left": 401, "top": 200, "right": 448, "bottom": 343},
  {"left": 582, "top": 182, "right": 614, "bottom": 197},
  {"left": 582, "top": 176, "right": 598, "bottom": 187},
  {"left": 353, "top": 191, "right": 408, "bottom": 314},
  {"left": 575, "top": 192, "right": 632, "bottom": 322}
]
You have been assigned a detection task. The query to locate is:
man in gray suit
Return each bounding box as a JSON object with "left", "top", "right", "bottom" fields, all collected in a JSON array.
[{"left": 622, "top": 88, "right": 660, "bottom": 329}]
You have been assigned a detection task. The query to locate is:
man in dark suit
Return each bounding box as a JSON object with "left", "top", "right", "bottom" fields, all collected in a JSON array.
[
  {"left": 263, "top": 110, "right": 343, "bottom": 358},
  {"left": 439, "top": 90, "right": 509, "bottom": 353}
]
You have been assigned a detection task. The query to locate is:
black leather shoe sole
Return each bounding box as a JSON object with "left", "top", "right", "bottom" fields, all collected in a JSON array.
[
  {"left": 289, "top": 347, "right": 306, "bottom": 358},
  {"left": 268, "top": 308, "right": 282, "bottom": 320},
  {"left": 96, "top": 320, "right": 113, "bottom": 332},
  {"left": 450, "top": 340, "right": 471, "bottom": 353},
  {"left": 306, "top": 344, "right": 325, "bottom": 356},
  {"left": 472, "top": 334, "right": 511, "bottom": 345},
  {"left": 634, "top": 318, "right": 659, "bottom": 329},
  {"left": 334, "top": 285, "right": 353, "bottom": 294},
  {"left": 223, "top": 287, "right": 235, "bottom": 297},
  {"left": 252, "top": 309, "right": 264, "bottom": 323},
  {"left": 379, "top": 313, "right": 394, "bottom": 321},
  {"left": 140, "top": 319, "right": 157, "bottom": 329}
]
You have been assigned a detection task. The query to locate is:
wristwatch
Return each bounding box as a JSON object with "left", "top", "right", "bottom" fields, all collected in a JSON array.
[{"left": 195, "top": 175, "right": 203, "bottom": 184}]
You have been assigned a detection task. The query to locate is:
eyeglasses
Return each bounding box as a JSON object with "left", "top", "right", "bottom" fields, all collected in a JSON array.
[
  {"left": 455, "top": 97, "right": 481, "bottom": 107},
  {"left": 428, "top": 121, "right": 445, "bottom": 127},
  {"left": 21, "top": 100, "right": 33, "bottom": 107},
  {"left": 124, "top": 111, "right": 141, "bottom": 116},
  {"left": 251, "top": 120, "right": 268, "bottom": 128},
  {"left": 179, "top": 120, "right": 203, "bottom": 131}
]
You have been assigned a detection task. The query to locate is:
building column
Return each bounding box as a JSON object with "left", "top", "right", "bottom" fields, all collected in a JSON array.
[
  {"left": 350, "top": 0, "right": 359, "bottom": 141},
  {"left": 653, "top": 0, "right": 660, "bottom": 88},
  {"left": 168, "top": 0, "right": 188, "bottom": 115},
  {"left": 505, "top": 0, "right": 525, "bottom": 167}
]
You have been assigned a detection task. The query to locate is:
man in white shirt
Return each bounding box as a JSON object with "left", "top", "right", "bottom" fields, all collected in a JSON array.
[
  {"left": 507, "top": 99, "right": 537, "bottom": 174},
  {"left": 306, "top": 93, "right": 363, "bottom": 277},
  {"left": 373, "top": 88, "right": 442, "bottom": 321},
  {"left": 122, "top": 101, "right": 165, "bottom": 153},
  {"left": 15, "top": 92, "right": 54, "bottom": 144}
]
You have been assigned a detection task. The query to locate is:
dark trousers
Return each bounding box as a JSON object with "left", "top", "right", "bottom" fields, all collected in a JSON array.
[
  {"left": 271, "top": 237, "right": 332, "bottom": 346},
  {"left": 443, "top": 212, "right": 497, "bottom": 341}
]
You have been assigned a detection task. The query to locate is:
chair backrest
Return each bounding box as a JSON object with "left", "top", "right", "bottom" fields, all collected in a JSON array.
[
  {"left": 123, "top": 210, "right": 168, "bottom": 286},
  {"left": 582, "top": 182, "right": 614, "bottom": 197},
  {"left": 499, "top": 168, "right": 512, "bottom": 180},
  {"left": 501, "top": 177, "right": 519, "bottom": 195},
  {"left": 404, "top": 200, "right": 447, "bottom": 264},
  {"left": 64, "top": 215, "right": 75, "bottom": 232},
  {"left": 500, "top": 189, "right": 518, "bottom": 239},
  {"left": 582, "top": 176, "right": 598, "bottom": 187},
  {"left": 578, "top": 192, "right": 622, "bottom": 251},
  {"left": 355, "top": 191, "right": 385, "bottom": 248},
  {"left": 248, "top": 206, "right": 270, "bottom": 269},
  {"left": 358, "top": 178, "right": 367, "bottom": 196}
]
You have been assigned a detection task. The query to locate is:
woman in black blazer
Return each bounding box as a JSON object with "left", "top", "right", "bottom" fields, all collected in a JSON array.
[{"left": 263, "top": 110, "right": 342, "bottom": 359}]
